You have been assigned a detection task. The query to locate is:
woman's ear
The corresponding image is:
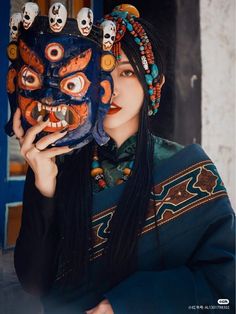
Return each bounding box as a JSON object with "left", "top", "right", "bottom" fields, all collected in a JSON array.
[{"left": 159, "top": 74, "right": 165, "bottom": 88}]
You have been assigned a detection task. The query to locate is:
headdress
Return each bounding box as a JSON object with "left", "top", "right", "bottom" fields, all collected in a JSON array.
[
  {"left": 101, "top": 4, "right": 162, "bottom": 116},
  {"left": 6, "top": 2, "right": 117, "bottom": 149}
]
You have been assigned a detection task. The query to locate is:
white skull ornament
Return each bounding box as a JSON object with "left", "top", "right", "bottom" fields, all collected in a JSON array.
[
  {"left": 49, "top": 3, "right": 67, "bottom": 33},
  {"left": 77, "top": 7, "right": 93, "bottom": 36},
  {"left": 101, "top": 20, "right": 116, "bottom": 51},
  {"left": 9, "top": 13, "right": 22, "bottom": 40},
  {"left": 22, "top": 2, "right": 39, "bottom": 30}
]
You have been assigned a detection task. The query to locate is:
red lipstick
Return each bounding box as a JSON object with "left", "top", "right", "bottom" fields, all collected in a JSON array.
[{"left": 107, "top": 102, "right": 122, "bottom": 115}]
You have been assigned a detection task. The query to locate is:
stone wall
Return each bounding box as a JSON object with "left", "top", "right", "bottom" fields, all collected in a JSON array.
[{"left": 200, "top": 0, "right": 236, "bottom": 208}]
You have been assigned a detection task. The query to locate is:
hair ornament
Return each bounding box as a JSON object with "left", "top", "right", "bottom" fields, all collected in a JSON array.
[{"left": 102, "top": 4, "right": 162, "bottom": 116}]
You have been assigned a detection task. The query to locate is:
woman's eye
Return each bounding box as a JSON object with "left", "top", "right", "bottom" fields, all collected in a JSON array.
[
  {"left": 60, "top": 72, "right": 91, "bottom": 98},
  {"left": 120, "top": 70, "right": 135, "bottom": 77},
  {"left": 18, "top": 66, "right": 41, "bottom": 90}
]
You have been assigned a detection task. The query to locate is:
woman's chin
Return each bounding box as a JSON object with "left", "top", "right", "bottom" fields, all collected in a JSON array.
[{"left": 103, "top": 114, "right": 124, "bottom": 130}]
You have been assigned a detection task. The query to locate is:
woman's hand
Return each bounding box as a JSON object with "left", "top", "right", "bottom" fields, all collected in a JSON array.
[
  {"left": 13, "top": 108, "right": 73, "bottom": 197},
  {"left": 85, "top": 299, "right": 114, "bottom": 314}
]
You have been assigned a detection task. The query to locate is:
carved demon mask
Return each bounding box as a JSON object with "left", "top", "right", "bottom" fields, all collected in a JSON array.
[{"left": 6, "top": 7, "right": 116, "bottom": 149}]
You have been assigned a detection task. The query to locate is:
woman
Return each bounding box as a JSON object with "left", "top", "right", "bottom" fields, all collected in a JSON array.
[{"left": 13, "top": 5, "right": 235, "bottom": 314}]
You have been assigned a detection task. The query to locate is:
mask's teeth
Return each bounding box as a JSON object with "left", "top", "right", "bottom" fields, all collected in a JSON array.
[
  {"left": 52, "top": 107, "right": 57, "bottom": 112},
  {"left": 62, "top": 120, "right": 68, "bottom": 127},
  {"left": 42, "top": 105, "right": 46, "bottom": 110},
  {"left": 51, "top": 122, "right": 57, "bottom": 128},
  {"left": 57, "top": 121, "right": 62, "bottom": 127},
  {"left": 57, "top": 106, "right": 61, "bottom": 112},
  {"left": 46, "top": 105, "right": 51, "bottom": 111},
  {"left": 37, "top": 102, "right": 42, "bottom": 111},
  {"left": 62, "top": 106, "right": 67, "bottom": 116},
  {"left": 37, "top": 115, "right": 42, "bottom": 122}
]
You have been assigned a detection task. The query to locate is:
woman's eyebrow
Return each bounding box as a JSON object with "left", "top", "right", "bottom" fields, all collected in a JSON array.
[{"left": 117, "top": 61, "right": 131, "bottom": 65}]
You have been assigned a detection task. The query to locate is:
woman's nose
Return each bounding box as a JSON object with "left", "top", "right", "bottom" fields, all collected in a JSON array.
[{"left": 112, "top": 89, "right": 118, "bottom": 98}]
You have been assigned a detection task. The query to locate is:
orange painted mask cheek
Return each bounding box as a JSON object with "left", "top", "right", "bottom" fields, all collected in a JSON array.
[
  {"left": 100, "top": 80, "right": 112, "bottom": 104},
  {"left": 7, "top": 68, "right": 17, "bottom": 94}
]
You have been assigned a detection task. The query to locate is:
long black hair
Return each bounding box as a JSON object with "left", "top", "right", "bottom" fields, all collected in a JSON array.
[{"left": 56, "top": 17, "right": 165, "bottom": 289}]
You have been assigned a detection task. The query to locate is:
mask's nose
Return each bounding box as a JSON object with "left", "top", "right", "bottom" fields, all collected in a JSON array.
[
  {"left": 41, "top": 96, "right": 53, "bottom": 105},
  {"left": 40, "top": 87, "right": 70, "bottom": 104}
]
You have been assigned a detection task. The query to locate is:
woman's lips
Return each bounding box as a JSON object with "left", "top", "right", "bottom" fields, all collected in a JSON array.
[{"left": 107, "top": 102, "right": 122, "bottom": 115}]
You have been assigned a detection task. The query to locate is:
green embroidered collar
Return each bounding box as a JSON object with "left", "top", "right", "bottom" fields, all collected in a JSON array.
[{"left": 98, "top": 134, "right": 137, "bottom": 163}]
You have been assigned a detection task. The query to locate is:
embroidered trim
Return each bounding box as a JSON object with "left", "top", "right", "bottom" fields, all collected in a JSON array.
[{"left": 89, "top": 160, "right": 227, "bottom": 260}]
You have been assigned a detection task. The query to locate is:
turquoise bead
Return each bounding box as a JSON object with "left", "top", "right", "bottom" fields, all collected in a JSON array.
[
  {"left": 129, "top": 160, "right": 134, "bottom": 168},
  {"left": 92, "top": 160, "right": 100, "bottom": 168},
  {"left": 145, "top": 74, "right": 153, "bottom": 85},
  {"left": 148, "top": 89, "right": 154, "bottom": 95},
  {"left": 112, "top": 11, "right": 128, "bottom": 19},
  {"left": 151, "top": 64, "right": 159, "bottom": 78},
  {"left": 153, "top": 108, "right": 158, "bottom": 114},
  {"left": 139, "top": 46, "right": 144, "bottom": 51},
  {"left": 134, "top": 37, "right": 141, "bottom": 44},
  {"left": 127, "top": 23, "right": 133, "bottom": 31}
]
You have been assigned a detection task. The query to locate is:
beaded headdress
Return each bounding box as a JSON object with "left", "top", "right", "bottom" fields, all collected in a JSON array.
[
  {"left": 101, "top": 4, "right": 162, "bottom": 116},
  {"left": 6, "top": 2, "right": 117, "bottom": 149}
]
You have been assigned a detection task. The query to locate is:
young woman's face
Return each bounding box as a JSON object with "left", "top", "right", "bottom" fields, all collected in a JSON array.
[{"left": 103, "top": 49, "right": 144, "bottom": 130}]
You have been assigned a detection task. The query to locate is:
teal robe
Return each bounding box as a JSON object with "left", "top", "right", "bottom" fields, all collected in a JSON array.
[{"left": 14, "top": 135, "right": 235, "bottom": 313}]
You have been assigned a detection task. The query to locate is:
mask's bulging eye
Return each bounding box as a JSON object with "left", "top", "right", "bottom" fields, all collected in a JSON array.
[
  {"left": 60, "top": 72, "right": 91, "bottom": 98},
  {"left": 18, "top": 66, "right": 42, "bottom": 90},
  {"left": 45, "top": 43, "right": 64, "bottom": 62}
]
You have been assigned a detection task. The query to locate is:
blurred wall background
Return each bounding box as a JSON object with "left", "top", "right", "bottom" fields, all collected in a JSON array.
[{"left": 200, "top": 0, "right": 236, "bottom": 208}]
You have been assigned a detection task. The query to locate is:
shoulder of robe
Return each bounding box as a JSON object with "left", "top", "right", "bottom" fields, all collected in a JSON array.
[{"left": 151, "top": 134, "right": 184, "bottom": 165}]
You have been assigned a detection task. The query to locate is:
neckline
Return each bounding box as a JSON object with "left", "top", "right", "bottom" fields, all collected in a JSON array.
[
  {"left": 93, "top": 143, "right": 208, "bottom": 202},
  {"left": 98, "top": 133, "right": 137, "bottom": 163}
]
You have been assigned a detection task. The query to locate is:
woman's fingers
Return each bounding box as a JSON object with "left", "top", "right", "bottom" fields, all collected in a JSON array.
[
  {"left": 34, "top": 128, "right": 69, "bottom": 150},
  {"left": 13, "top": 108, "right": 25, "bottom": 143},
  {"left": 20, "top": 118, "right": 50, "bottom": 154},
  {"left": 40, "top": 145, "right": 74, "bottom": 159}
]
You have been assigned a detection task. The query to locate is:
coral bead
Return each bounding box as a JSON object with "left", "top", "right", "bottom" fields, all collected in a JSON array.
[
  {"left": 91, "top": 168, "right": 103, "bottom": 177},
  {"left": 98, "top": 179, "right": 106, "bottom": 188},
  {"left": 123, "top": 168, "right": 131, "bottom": 175},
  {"left": 116, "top": 178, "right": 124, "bottom": 185}
]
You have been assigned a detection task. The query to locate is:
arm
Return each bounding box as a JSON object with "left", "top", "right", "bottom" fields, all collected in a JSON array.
[
  {"left": 104, "top": 200, "right": 235, "bottom": 314},
  {"left": 14, "top": 166, "right": 60, "bottom": 296}
]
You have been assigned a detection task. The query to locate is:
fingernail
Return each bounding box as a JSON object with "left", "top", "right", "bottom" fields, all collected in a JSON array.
[
  {"left": 43, "top": 113, "right": 50, "bottom": 122},
  {"left": 60, "top": 127, "right": 69, "bottom": 133}
]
